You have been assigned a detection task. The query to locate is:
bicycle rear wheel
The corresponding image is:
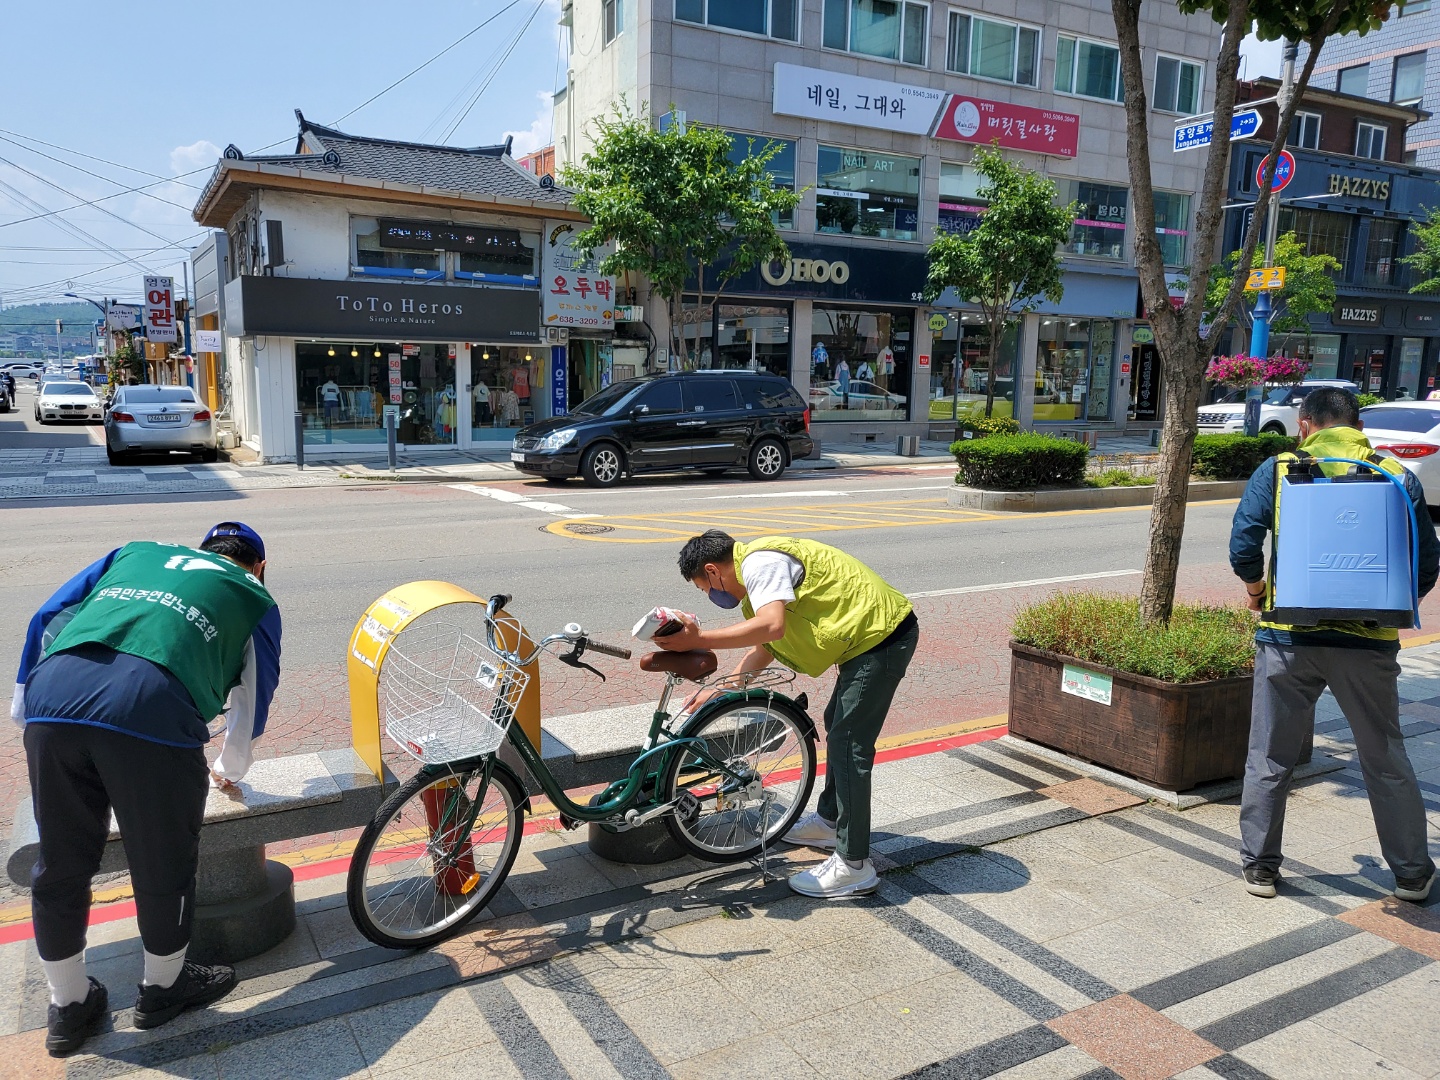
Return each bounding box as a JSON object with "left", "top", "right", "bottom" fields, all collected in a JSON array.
[
  {"left": 347, "top": 764, "right": 523, "bottom": 949},
  {"left": 661, "top": 698, "right": 816, "bottom": 862}
]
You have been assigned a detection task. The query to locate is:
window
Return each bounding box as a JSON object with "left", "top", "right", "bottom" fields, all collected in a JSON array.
[
  {"left": 810, "top": 306, "right": 911, "bottom": 422},
  {"left": 1153, "top": 191, "right": 1190, "bottom": 267},
  {"left": 727, "top": 132, "right": 796, "bottom": 228},
  {"left": 945, "top": 11, "right": 1039, "bottom": 86},
  {"left": 1357, "top": 121, "right": 1388, "bottom": 159},
  {"left": 938, "top": 162, "right": 987, "bottom": 234},
  {"left": 352, "top": 219, "right": 443, "bottom": 277},
  {"left": 1405, "top": 148, "right": 1419, "bottom": 165},
  {"left": 675, "top": 0, "right": 799, "bottom": 40},
  {"left": 1288, "top": 112, "right": 1321, "bottom": 149},
  {"left": 1059, "top": 180, "right": 1128, "bottom": 259},
  {"left": 1278, "top": 207, "right": 1354, "bottom": 273},
  {"left": 683, "top": 378, "right": 740, "bottom": 412},
  {"left": 603, "top": 0, "right": 622, "bottom": 43},
  {"left": 634, "top": 381, "right": 683, "bottom": 414},
  {"left": 1338, "top": 63, "right": 1369, "bottom": 97},
  {"left": 822, "top": 0, "right": 928, "bottom": 65},
  {"left": 1154, "top": 56, "right": 1202, "bottom": 114},
  {"left": 1393, "top": 52, "right": 1427, "bottom": 104},
  {"left": 1055, "top": 35, "right": 1123, "bottom": 102},
  {"left": 1401, "top": 0, "right": 1432, "bottom": 14},
  {"left": 816, "top": 146, "right": 921, "bottom": 241},
  {"left": 1363, "top": 219, "right": 1404, "bottom": 285}
]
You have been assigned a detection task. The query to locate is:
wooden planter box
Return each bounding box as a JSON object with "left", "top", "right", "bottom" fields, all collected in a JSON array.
[{"left": 1008, "top": 641, "right": 1253, "bottom": 790}]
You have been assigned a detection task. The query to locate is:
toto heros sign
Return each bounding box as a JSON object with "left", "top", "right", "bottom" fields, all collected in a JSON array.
[
  {"left": 223, "top": 276, "right": 541, "bottom": 341},
  {"left": 698, "top": 242, "right": 926, "bottom": 304}
]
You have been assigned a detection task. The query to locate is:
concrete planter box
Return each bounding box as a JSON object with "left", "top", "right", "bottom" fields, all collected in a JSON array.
[
  {"left": 947, "top": 479, "right": 1246, "bottom": 512},
  {"left": 1008, "top": 641, "right": 1253, "bottom": 790}
]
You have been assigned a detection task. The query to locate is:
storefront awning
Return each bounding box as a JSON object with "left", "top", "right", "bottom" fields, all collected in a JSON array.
[{"left": 934, "top": 263, "right": 1138, "bottom": 320}]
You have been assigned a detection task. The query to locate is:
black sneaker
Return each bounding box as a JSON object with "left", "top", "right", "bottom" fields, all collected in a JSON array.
[
  {"left": 1394, "top": 871, "right": 1435, "bottom": 903},
  {"left": 133, "top": 961, "right": 237, "bottom": 1030},
  {"left": 1243, "top": 866, "right": 1279, "bottom": 898},
  {"left": 46, "top": 977, "right": 108, "bottom": 1057}
]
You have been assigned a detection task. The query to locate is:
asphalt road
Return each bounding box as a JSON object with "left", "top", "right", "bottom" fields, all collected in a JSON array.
[{"left": 0, "top": 377, "right": 105, "bottom": 448}]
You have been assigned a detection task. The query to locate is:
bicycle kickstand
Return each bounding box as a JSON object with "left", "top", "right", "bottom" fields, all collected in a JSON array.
[{"left": 752, "top": 789, "right": 777, "bottom": 884}]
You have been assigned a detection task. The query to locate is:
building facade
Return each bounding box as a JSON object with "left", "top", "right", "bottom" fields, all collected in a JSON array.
[
  {"left": 1220, "top": 78, "right": 1440, "bottom": 398},
  {"left": 191, "top": 113, "right": 634, "bottom": 462},
  {"left": 1299, "top": 3, "right": 1439, "bottom": 167},
  {"left": 556, "top": 0, "right": 1224, "bottom": 436}
]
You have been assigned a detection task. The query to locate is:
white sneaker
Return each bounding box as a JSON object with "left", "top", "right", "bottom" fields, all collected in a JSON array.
[
  {"left": 782, "top": 812, "right": 838, "bottom": 850},
  {"left": 789, "top": 853, "right": 879, "bottom": 898}
]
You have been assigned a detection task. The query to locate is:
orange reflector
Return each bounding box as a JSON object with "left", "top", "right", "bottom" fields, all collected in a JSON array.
[{"left": 459, "top": 873, "right": 481, "bottom": 895}]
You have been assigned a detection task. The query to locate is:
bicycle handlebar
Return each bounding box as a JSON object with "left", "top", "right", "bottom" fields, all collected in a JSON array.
[
  {"left": 484, "top": 593, "right": 631, "bottom": 666},
  {"left": 583, "top": 639, "right": 633, "bottom": 660}
]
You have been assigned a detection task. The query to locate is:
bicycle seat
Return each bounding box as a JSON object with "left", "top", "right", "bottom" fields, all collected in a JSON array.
[{"left": 640, "top": 650, "right": 719, "bottom": 682}]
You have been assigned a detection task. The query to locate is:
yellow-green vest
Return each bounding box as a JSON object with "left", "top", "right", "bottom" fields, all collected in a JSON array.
[
  {"left": 734, "top": 536, "right": 912, "bottom": 676},
  {"left": 1263, "top": 425, "right": 1406, "bottom": 643}
]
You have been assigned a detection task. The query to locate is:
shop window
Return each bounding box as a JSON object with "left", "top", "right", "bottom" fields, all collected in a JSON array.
[
  {"left": 1154, "top": 56, "right": 1202, "bottom": 114},
  {"left": 603, "top": 0, "right": 622, "bottom": 44},
  {"left": 1291, "top": 334, "right": 1341, "bottom": 379},
  {"left": 1398, "top": 337, "right": 1424, "bottom": 398},
  {"left": 1055, "top": 34, "right": 1123, "bottom": 102},
  {"left": 1393, "top": 52, "right": 1427, "bottom": 105},
  {"left": 1288, "top": 112, "right": 1321, "bottom": 150},
  {"left": 816, "top": 145, "right": 921, "bottom": 242},
  {"left": 727, "top": 133, "right": 796, "bottom": 228},
  {"left": 297, "top": 343, "right": 456, "bottom": 447},
  {"left": 1153, "top": 190, "right": 1190, "bottom": 267},
  {"left": 822, "top": 0, "right": 928, "bottom": 66},
  {"left": 1356, "top": 121, "right": 1388, "bottom": 160},
  {"left": 472, "top": 345, "right": 539, "bottom": 441},
  {"left": 1338, "top": 63, "right": 1369, "bottom": 97},
  {"left": 675, "top": 0, "right": 799, "bottom": 40},
  {"left": 1278, "top": 207, "right": 1354, "bottom": 274},
  {"left": 938, "top": 162, "right": 987, "bottom": 235},
  {"left": 927, "top": 313, "right": 1021, "bottom": 420},
  {"left": 1035, "top": 318, "right": 1116, "bottom": 422},
  {"left": 1058, "top": 180, "right": 1128, "bottom": 260},
  {"left": 1363, "top": 219, "right": 1404, "bottom": 286},
  {"left": 717, "top": 304, "right": 791, "bottom": 375},
  {"left": 945, "top": 11, "right": 1039, "bottom": 86},
  {"left": 809, "top": 306, "right": 910, "bottom": 422}
]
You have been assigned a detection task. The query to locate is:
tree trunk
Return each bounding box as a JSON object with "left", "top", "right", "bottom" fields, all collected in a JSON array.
[{"left": 983, "top": 320, "right": 1000, "bottom": 419}]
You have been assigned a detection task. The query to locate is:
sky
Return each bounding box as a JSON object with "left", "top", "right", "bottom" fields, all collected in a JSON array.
[{"left": 0, "top": 2, "right": 1278, "bottom": 311}]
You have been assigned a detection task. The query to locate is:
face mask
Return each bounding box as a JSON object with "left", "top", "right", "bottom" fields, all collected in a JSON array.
[{"left": 706, "top": 570, "right": 741, "bottom": 609}]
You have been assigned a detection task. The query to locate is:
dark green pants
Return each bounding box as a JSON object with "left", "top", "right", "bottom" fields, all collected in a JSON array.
[{"left": 816, "top": 619, "right": 919, "bottom": 860}]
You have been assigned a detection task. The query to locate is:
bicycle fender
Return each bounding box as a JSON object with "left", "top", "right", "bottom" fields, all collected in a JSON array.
[
  {"left": 680, "top": 689, "right": 817, "bottom": 743},
  {"left": 490, "top": 758, "right": 534, "bottom": 817}
]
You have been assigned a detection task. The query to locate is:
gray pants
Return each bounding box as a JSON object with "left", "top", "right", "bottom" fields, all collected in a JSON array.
[{"left": 1242, "top": 642, "right": 1435, "bottom": 881}]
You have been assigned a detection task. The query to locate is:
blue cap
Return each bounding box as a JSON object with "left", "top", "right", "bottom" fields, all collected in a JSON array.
[{"left": 201, "top": 521, "right": 266, "bottom": 562}]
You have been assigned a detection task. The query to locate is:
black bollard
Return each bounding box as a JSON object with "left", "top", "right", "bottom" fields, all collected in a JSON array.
[
  {"left": 294, "top": 413, "right": 305, "bottom": 470},
  {"left": 387, "top": 410, "right": 398, "bottom": 471}
]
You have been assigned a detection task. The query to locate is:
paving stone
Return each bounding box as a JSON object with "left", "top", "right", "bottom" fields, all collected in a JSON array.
[
  {"left": 670, "top": 1030, "right": 822, "bottom": 1080},
  {"left": 714, "top": 944, "right": 867, "bottom": 1026},
  {"left": 612, "top": 974, "right": 765, "bottom": 1066},
  {"left": 1038, "top": 778, "right": 1145, "bottom": 816},
  {"left": 1047, "top": 993, "right": 1222, "bottom": 1080},
  {"left": 348, "top": 985, "right": 490, "bottom": 1074},
  {"left": 1306, "top": 964, "right": 1440, "bottom": 1078},
  {"left": 778, "top": 997, "right": 940, "bottom": 1080},
  {"left": 871, "top": 970, "right": 1037, "bottom": 1060},
  {"left": 1337, "top": 897, "right": 1440, "bottom": 961},
  {"left": 211, "top": 1015, "right": 369, "bottom": 1080},
  {"left": 1232, "top": 1017, "right": 1427, "bottom": 1080},
  {"left": 985, "top": 1044, "right": 1112, "bottom": 1079}
]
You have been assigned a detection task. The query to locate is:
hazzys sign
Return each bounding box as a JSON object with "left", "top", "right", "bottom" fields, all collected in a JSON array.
[{"left": 223, "top": 276, "right": 541, "bottom": 341}]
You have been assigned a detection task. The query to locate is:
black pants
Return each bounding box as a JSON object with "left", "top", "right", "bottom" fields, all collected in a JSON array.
[{"left": 25, "top": 722, "right": 208, "bottom": 961}]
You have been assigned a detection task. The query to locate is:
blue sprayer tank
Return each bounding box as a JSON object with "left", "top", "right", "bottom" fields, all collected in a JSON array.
[{"left": 1268, "top": 456, "right": 1420, "bottom": 629}]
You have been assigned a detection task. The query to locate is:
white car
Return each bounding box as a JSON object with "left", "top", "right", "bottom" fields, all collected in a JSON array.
[
  {"left": 2, "top": 363, "right": 42, "bottom": 380},
  {"left": 34, "top": 380, "right": 103, "bottom": 423},
  {"left": 809, "top": 379, "right": 907, "bottom": 419},
  {"left": 1361, "top": 401, "right": 1440, "bottom": 508},
  {"left": 1196, "top": 379, "right": 1360, "bottom": 436}
]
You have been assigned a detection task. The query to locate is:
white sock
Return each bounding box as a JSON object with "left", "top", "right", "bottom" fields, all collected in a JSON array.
[
  {"left": 142, "top": 946, "right": 187, "bottom": 988},
  {"left": 842, "top": 856, "right": 865, "bottom": 870},
  {"left": 42, "top": 951, "right": 90, "bottom": 1007}
]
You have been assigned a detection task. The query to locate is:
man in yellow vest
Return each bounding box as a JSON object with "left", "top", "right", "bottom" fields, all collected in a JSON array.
[
  {"left": 658, "top": 530, "right": 918, "bottom": 898},
  {"left": 1231, "top": 386, "right": 1437, "bottom": 903}
]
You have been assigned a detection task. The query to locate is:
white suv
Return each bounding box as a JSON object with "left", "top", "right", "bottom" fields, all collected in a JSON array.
[{"left": 1196, "top": 379, "right": 1360, "bottom": 436}]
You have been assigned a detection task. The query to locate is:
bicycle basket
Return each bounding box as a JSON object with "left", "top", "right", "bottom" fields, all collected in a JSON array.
[{"left": 379, "top": 615, "right": 528, "bottom": 765}]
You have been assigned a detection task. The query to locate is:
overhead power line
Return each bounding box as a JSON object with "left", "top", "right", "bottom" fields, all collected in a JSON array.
[{"left": 0, "top": 128, "right": 203, "bottom": 188}]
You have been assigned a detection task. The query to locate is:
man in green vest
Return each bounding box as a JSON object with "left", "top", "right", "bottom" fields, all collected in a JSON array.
[
  {"left": 1231, "top": 386, "right": 1437, "bottom": 903},
  {"left": 659, "top": 530, "right": 918, "bottom": 898},
  {"left": 12, "top": 523, "right": 282, "bottom": 1056}
]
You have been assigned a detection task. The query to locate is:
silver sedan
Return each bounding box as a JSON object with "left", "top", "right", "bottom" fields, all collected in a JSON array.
[
  {"left": 104, "top": 385, "right": 217, "bottom": 465},
  {"left": 34, "top": 381, "right": 104, "bottom": 423}
]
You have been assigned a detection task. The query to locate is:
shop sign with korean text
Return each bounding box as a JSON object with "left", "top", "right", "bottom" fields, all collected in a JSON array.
[
  {"left": 1061, "top": 664, "right": 1113, "bottom": 705},
  {"left": 772, "top": 62, "right": 947, "bottom": 136},
  {"left": 106, "top": 303, "right": 142, "bottom": 331},
  {"left": 542, "top": 220, "right": 615, "bottom": 330},
  {"left": 143, "top": 276, "right": 178, "bottom": 343},
  {"left": 933, "top": 96, "right": 1080, "bottom": 158}
]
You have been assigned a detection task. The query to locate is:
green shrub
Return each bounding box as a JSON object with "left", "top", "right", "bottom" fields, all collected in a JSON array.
[
  {"left": 1012, "top": 592, "right": 1255, "bottom": 682},
  {"left": 1357, "top": 393, "right": 1383, "bottom": 408},
  {"left": 1191, "top": 433, "right": 1296, "bottom": 480},
  {"left": 951, "top": 416, "right": 1022, "bottom": 447},
  {"left": 953, "top": 433, "right": 1088, "bottom": 490},
  {"left": 1085, "top": 468, "right": 1154, "bottom": 488}
]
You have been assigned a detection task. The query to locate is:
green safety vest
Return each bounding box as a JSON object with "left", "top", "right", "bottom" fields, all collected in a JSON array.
[
  {"left": 735, "top": 536, "right": 913, "bottom": 676},
  {"left": 1263, "top": 425, "right": 1407, "bottom": 643},
  {"left": 45, "top": 541, "right": 277, "bottom": 720}
]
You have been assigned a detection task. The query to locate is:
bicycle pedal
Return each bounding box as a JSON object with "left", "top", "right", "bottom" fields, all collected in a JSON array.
[
  {"left": 674, "top": 791, "right": 701, "bottom": 825},
  {"left": 557, "top": 813, "right": 583, "bottom": 831}
]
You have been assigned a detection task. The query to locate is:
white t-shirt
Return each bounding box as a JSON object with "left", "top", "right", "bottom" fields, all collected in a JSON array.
[{"left": 740, "top": 550, "right": 805, "bottom": 609}]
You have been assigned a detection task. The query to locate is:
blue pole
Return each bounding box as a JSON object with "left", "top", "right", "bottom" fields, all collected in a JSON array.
[{"left": 1245, "top": 291, "right": 1271, "bottom": 437}]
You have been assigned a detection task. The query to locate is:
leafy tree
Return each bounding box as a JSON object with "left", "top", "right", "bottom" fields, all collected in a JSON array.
[
  {"left": 920, "top": 147, "right": 1074, "bottom": 418},
  {"left": 1205, "top": 231, "right": 1342, "bottom": 352},
  {"left": 1400, "top": 206, "right": 1440, "bottom": 294},
  {"left": 106, "top": 331, "right": 145, "bottom": 387},
  {"left": 1111, "top": 0, "right": 1397, "bottom": 624},
  {"left": 561, "top": 106, "right": 801, "bottom": 369}
]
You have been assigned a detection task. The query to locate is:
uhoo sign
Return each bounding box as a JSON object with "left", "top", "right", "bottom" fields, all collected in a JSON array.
[{"left": 761, "top": 258, "right": 851, "bottom": 286}]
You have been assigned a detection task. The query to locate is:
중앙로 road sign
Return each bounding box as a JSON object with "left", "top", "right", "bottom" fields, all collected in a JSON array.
[
  {"left": 1246, "top": 266, "right": 1287, "bottom": 291},
  {"left": 1173, "top": 109, "right": 1261, "bottom": 152}
]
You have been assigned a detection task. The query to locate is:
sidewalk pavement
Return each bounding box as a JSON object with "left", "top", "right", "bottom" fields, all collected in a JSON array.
[{"left": 2, "top": 643, "right": 1435, "bottom": 1078}]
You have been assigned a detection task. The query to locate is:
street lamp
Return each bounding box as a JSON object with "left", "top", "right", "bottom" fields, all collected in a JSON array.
[{"left": 65, "top": 292, "right": 112, "bottom": 361}]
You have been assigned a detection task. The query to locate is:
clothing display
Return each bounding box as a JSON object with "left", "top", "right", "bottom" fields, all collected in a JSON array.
[
  {"left": 496, "top": 389, "right": 520, "bottom": 424},
  {"left": 512, "top": 366, "right": 530, "bottom": 401}
]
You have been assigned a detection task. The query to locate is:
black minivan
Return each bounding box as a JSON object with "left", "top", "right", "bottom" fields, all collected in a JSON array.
[{"left": 511, "top": 371, "right": 814, "bottom": 487}]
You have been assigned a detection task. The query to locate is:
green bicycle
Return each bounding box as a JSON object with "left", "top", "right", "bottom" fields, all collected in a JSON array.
[{"left": 346, "top": 593, "right": 819, "bottom": 949}]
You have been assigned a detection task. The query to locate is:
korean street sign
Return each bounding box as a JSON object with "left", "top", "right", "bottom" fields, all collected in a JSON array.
[
  {"left": 143, "top": 276, "right": 177, "bottom": 343},
  {"left": 1246, "top": 266, "right": 1287, "bottom": 291},
  {"left": 1173, "top": 109, "right": 1261, "bottom": 152}
]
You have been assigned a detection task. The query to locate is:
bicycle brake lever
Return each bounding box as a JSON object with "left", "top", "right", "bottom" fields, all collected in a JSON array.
[{"left": 557, "top": 642, "right": 606, "bottom": 681}]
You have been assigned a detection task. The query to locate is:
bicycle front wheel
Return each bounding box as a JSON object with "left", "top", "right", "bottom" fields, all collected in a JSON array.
[
  {"left": 662, "top": 698, "right": 816, "bottom": 862},
  {"left": 346, "top": 764, "right": 523, "bottom": 950}
]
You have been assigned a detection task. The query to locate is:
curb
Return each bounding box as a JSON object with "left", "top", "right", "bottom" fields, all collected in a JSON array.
[{"left": 946, "top": 479, "right": 1247, "bottom": 512}]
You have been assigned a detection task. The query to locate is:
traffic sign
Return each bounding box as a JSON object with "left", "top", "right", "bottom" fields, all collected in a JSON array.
[
  {"left": 1256, "top": 150, "right": 1296, "bottom": 193},
  {"left": 1173, "top": 109, "right": 1261, "bottom": 152},
  {"left": 1246, "top": 266, "right": 1287, "bottom": 291}
]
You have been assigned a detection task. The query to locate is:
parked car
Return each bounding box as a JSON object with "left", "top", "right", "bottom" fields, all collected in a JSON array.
[
  {"left": 2, "top": 363, "right": 42, "bottom": 381},
  {"left": 511, "top": 371, "right": 813, "bottom": 487},
  {"left": 1360, "top": 401, "right": 1440, "bottom": 508},
  {"left": 34, "top": 381, "right": 103, "bottom": 424},
  {"left": 1196, "top": 379, "right": 1360, "bottom": 435},
  {"left": 808, "top": 379, "right": 907, "bottom": 419},
  {"left": 104, "top": 384, "right": 217, "bottom": 465}
]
